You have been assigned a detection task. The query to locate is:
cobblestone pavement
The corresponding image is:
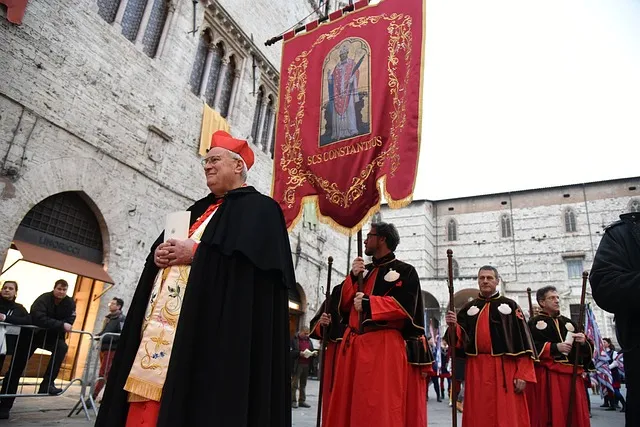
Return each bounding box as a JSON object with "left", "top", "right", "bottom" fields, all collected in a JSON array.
[{"left": 0, "top": 380, "right": 626, "bottom": 426}]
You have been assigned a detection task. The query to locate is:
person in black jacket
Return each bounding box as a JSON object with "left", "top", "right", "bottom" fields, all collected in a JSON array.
[
  {"left": 0, "top": 281, "right": 31, "bottom": 370},
  {"left": 92, "top": 297, "right": 126, "bottom": 400},
  {"left": 590, "top": 212, "right": 640, "bottom": 427},
  {"left": 0, "top": 279, "right": 76, "bottom": 419}
]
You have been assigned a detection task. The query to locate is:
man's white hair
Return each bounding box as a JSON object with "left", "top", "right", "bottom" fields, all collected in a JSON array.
[{"left": 225, "top": 149, "right": 248, "bottom": 182}]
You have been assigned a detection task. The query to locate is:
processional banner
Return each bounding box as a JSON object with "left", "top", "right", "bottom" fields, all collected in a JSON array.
[{"left": 272, "top": 0, "right": 425, "bottom": 233}]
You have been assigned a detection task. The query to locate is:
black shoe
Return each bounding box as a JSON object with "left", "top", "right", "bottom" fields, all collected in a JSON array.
[
  {"left": 299, "top": 402, "right": 311, "bottom": 408},
  {"left": 621, "top": 407, "right": 626, "bottom": 413},
  {"left": 437, "top": 398, "right": 442, "bottom": 402},
  {"left": 0, "top": 410, "right": 9, "bottom": 420},
  {"left": 600, "top": 403, "right": 610, "bottom": 408},
  {"left": 605, "top": 406, "right": 617, "bottom": 411},
  {"left": 39, "top": 385, "right": 63, "bottom": 395}
]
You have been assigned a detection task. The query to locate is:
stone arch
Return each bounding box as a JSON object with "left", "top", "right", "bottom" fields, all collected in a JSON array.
[
  {"left": 288, "top": 282, "right": 307, "bottom": 338},
  {"left": 422, "top": 290, "right": 440, "bottom": 329},
  {"left": 0, "top": 157, "right": 114, "bottom": 267},
  {"left": 453, "top": 288, "right": 478, "bottom": 312}
]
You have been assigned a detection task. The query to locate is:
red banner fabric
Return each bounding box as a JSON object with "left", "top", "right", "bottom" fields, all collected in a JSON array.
[{"left": 272, "top": 0, "right": 425, "bottom": 233}]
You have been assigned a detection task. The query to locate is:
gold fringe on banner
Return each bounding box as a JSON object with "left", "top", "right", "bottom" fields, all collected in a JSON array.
[{"left": 285, "top": 177, "right": 414, "bottom": 236}]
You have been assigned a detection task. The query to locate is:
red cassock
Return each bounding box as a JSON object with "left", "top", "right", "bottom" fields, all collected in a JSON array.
[
  {"left": 405, "top": 346, "right": 433, "bottom": 427},
  {"left": 325, "top": 270, "right": 407, "bottom": 427},
  {"left": 311, "top": 320, "right": 342, "bottom": 426},
  {"left": 525, "top": 364, "right": 547, "bottom": 427},
  {"left": 459, "top": 306, "right": 536, "bottom": 427},
  {"left": 528, "top": 344, "right": 591, "bottom": 427},
  {"left": 325, "top": 256, "right": 429, "bottom": 427},
  {"left": 526, "top": 313, "right": 593, "bottom": 427}
]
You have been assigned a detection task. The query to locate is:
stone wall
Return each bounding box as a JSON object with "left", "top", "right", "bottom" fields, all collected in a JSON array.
[{"left": 0, "top": 0, "right": 328, "bottom": 331}]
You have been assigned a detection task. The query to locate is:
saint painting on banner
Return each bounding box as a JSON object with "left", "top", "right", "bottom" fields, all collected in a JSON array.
[
  {"left": 273, "top": 0, "right": 424, "bottom": 232},
  {"left": 320, "top": 38, "right": 371, "bottom": 146}
]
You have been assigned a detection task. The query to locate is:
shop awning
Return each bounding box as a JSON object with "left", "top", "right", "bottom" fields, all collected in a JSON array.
[{"left": 11, "top": 240, "right": 114, "bottom": 284}]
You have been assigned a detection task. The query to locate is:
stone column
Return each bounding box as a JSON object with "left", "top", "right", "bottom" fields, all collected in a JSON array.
[
  {"left": 134, "top": 0, "right": 155, "bottom": 46},
  {"left": 226, "top": 67, "right": 241, "bottom": 120},
  {"left": 254, "top": 98, "right": 269, "bottom": 148},
  {"left": 265, "top": 105, "right": 276, "bottom": 154},
  {"left": 155, "top": 2, "right": 176, "bottom": 58},
  {"left": 113, "top": 0, "right": 130, "bottom": 30},
  {"left": 199, "top": 45, "right": 216, "bottom": 97},
  {"left": 212, "top": 57, "right": 230, "bottom": 111}
]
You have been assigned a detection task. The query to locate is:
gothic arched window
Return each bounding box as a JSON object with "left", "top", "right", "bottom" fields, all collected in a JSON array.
[
  {"left": 251, "top": 86, "right": 265, "bottom": 142},
  {"left": 447, "top": 219, "right": 457, "bottom": 241},
  {"left": 120, "top": 0, "right": 147, "bottom": 42},
  {"left": 204, "top": 42, "right": 224, "bottom": 107},
  {"left": 565, "top": 209, "right": 577, "bottom": 232},
  {"left": 218, "top": 55, "right": 236, "bottom": 118},
  {"left": 97, "top": 0, "right": 121, "bottom": 23},
  {"left": 451, "top": 259, "right": 460, "bottom": 278},
  {"left": 142, "top": 0, "right": 170, "bottom": 57},
  {"left": 190, "top": 31, "right": 212, "bottom": 95},
  {"left": 260, "top": 95, "right": 275, "bottom": 151},
  {"left": 501, "top": 214, "right": 512, "bottom": 238}
]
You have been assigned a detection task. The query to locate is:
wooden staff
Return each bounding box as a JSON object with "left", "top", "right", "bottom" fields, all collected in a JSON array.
[
  {"left": 316, "top": 256, "right": 333, "bottom": 427},
  {"left": 446, "top": 249, "right": 457, "bottom": 427},
  {"left": 357, "top": 230, "right": 364, "bottom": 333},
  {"left": 566, "top": 271, "right": 589, "bottom": 427},
  {"left": 526, "top": 287, "right": 534, "bottom": 319}
]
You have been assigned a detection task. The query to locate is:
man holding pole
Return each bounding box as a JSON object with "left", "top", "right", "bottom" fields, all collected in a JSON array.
[
  {"left": 445, "top": 265, "right": 536, "bottom": 427},
  {"left": 527, "top": 286, "right": 593, "bottom": 427},
  {"left": 309, "top": 284, "right": 345, "bottom": 425},
  {"left": 325, "top": 222, "right": 431, "bottom": 427}
]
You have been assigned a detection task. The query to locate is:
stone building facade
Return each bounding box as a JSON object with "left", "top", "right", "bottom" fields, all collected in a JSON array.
[
  {"left": 1, "top": 0, "right": 633, "bottom": 347},
  {"left": 0, "top": 0, "right": 348, "bottom": 340},
  {"left": 377, "top": 177, "right": 640, "bottom": 341}
]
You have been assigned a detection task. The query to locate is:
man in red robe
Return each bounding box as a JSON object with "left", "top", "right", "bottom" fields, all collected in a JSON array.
[
  {"left": 325, "top": 222, "right": 433, "bottom": 427},
  {"left": 527, "top": 286, "right": 594, "bottom": 427},
  {"left": 445, "top": 265, "right": 536, "bottom": 427},
  {"left": 309, "top": 285, "right": 345, "bottom": 425},
  {"left": 405, "top": 335, "right": 434, "bottom": 427}
]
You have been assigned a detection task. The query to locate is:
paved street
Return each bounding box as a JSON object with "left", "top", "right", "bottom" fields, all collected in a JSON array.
[{"left": 0, "top": 380, "right": 626, "bottom": 426}]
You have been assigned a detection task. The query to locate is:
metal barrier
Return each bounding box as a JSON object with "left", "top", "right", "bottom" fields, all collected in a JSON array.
[
  {"left": 69, "top": 331, "right": 120, "bottom": 419},
  {"left": 0, "top": 322, "right": 104, "bottom": 420}
]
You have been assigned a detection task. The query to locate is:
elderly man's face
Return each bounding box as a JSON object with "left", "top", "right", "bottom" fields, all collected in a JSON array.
[{"left": 203, "top": 147, "right": 243, "bottom": 195}]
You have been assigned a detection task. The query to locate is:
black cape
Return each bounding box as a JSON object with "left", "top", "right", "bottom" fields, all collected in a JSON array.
[
  {"left": 455, "top": 294, "right": 535, "bottom": 359},
  {"left": 96, "top": 186, "right": 295, "bottom": 427},
  {"left": 338, "top": 253, "right": 425, "bottom": 340},
  {"left": 337, "top": 254, "right": 433, "bottom": 365},
  {"left": 528, "top": 312, "right": 595, "bottom": 370}
]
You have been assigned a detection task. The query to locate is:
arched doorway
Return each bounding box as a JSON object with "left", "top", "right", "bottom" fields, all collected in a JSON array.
[
  {"left": 422, "top": 290, "right": 441, "bottom": 331},
  {"left": 0, "top": 192, "right": 113, "bottom": 380},
  {"left": 288, "top": 283, "right": 306, "bottom": 338},
  {"left": 453, "top": 288, "right": 478, "bottom": 312}
]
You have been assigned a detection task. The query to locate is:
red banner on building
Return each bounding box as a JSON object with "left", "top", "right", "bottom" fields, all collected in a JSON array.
[{"left": 272, "top": 0, "right": 425, "bottom": 233}]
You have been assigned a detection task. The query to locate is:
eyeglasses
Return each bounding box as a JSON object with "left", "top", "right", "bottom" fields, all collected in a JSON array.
[
  {"left": 544, "top": 296, "right": 560, "bottom": 301},
  {"left": 200, "top": 157, "right": 221, "bottom": 168}
]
